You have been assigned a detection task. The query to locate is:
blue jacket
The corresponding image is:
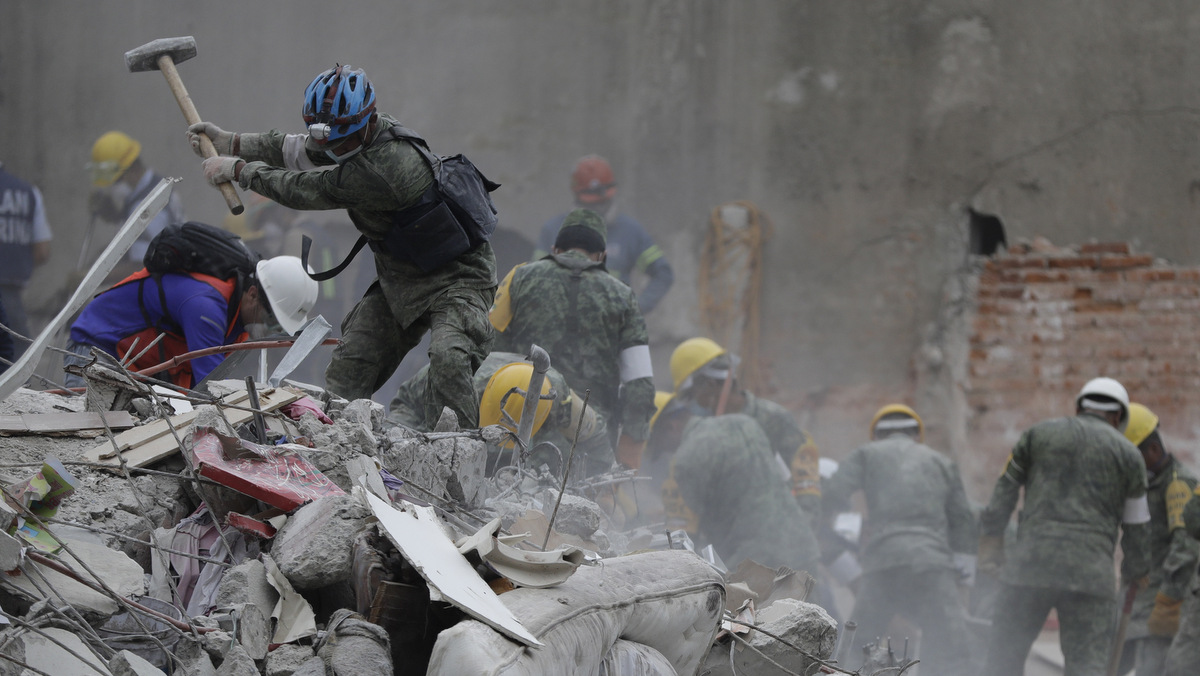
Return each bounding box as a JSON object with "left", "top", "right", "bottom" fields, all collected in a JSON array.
[{"left": 70, "top": 272, "right": 246, "bottom": 384}]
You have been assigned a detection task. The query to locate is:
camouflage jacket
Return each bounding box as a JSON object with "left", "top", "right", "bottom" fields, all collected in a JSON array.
[
  {"left": 980, "top": 412, "right": 1150, "bottom": 597},
  {"left": 823, "top": 435, "right": 976, "bottom": 574},
  {"left": 237, "top": 114, "right": 496, "bottom": 327},
  {"left": 387, "top": 351, "right": 612, "bottom": 469},
  {"left": 1128, "top": 454, "right": 1200, "bottom": 639},
  {"left": 670, "top": 414, "right": 820, "bottom": 575},
  {"left": 740, "top": 391, "right": 822, "bottom": 517},
  {"left": 490, "top": 252, "right": 655, "bottom": 439}
]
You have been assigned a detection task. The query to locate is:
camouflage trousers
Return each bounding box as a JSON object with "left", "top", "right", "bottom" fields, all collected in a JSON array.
[
  {"left": 982, "top": 583, "right": 1114, "bottom": 676},
  {"left": 849, "top": 568, "right": 970, "bottom": 676},
  {"left": 1165, "top": 580, "right": 1200, "bottom": 676},
  {"left": 326, "top": 282, "right": 493, "bottom": 428}
]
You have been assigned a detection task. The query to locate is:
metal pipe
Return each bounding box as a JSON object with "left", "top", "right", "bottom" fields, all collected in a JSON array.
[
  {"left": 834, "top": 620, "right": 857, "bottom": 665},
  {"left": 514, "top": 344, "right": 551, "bottom": 452}
]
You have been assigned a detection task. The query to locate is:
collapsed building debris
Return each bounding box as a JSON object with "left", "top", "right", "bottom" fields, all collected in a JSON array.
[{"left": 0, "top": 377, "right": 854, "bottom": 676}]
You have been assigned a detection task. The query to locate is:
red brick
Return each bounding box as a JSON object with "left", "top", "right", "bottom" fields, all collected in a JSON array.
[
  {"left": 1074, "top": 300, "right": 1127, "bottom": 313},
  {"left": 1067, "top": 270, "right": 1122, "bottom": 284},
  {"left": 1073, "top": 287, "right": 1093, "bottom": 300},
  {"left": 1142, "top": 283, "right": 1200, "bottom": 299},
  {"left": 995, "top": 286, "right": 1025, "bottom": 299},
  {"left": 1125, "top": 268, "right": 1177, "bottom": 282},
  {"left": 1080, "top": 242, "right": 1131, "bottom": 255},
  {"left": 1094, "top": 345, "right": 1148, "bottom": 360},
  {"left": 1175, "top": 269, "right": 1200, "bottom": 281},
  {"left": 1020, "top": 270, "right": 1071, "bottom": 284},
  {"left": 1098, "top": 254, "right": 1154, "bottom": 270},
  {"left": 1048, "top": 256, "right": 1099, "bottom": 269}
]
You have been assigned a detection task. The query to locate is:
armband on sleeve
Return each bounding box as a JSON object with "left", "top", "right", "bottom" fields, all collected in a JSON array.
[
  {"left": 1124, "top": 495, "right": 1151, "bottom": 524},
  {"left": 619, "top": 345, "right": 653, "bottom": 383}
]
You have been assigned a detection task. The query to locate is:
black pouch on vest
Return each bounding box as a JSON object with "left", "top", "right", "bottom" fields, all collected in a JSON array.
[{"left": 369, "top": 192, "right": 471, "bottom": 272}]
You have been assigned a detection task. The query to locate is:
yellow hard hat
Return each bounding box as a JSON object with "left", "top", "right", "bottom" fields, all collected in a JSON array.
[
  {"left": 480, "top": 363, "right": 553, "bottom": 441},
  {"left": 648, "top": 390, "right": 674, "bottom": 433},
  {"left": 1124, "top": 403, "right": 1159, "bottom": 447},
  {"left": 870, "top": 403, "right": 924, "bottom": 442},
  {"left": 90, "top": 131, "right": 141, "bottom": 187},
  {"left": 669, "top": 337, "right": 725, "bottom": 391}
]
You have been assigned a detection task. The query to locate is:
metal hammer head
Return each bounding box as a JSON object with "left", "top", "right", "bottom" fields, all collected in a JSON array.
[{"left": 125, "top": 36, "right": 197, "bottom": 72}]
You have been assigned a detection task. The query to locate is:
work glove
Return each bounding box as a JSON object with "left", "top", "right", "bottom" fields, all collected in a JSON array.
[
  {"left": 201, "top": 157, "right": 244, "bottom": 187},
  {"left": 186, "top": 122, "right": 237, "bottom": 157},
  {"left": 1147, "top": 592, "right": 1183, "bottom": 636},
  {"left": 977, "top": 534, "right": 1005, "bottom": 576}
]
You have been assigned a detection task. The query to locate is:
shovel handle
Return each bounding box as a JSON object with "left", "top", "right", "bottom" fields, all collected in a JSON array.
[{"left": 156, "top": 54, "right": 244, "bottom": 215}]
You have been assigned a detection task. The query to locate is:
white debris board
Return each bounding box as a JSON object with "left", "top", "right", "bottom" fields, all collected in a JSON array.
[{"left": 363, "top": 490, "right": 542, "bottom": 647}]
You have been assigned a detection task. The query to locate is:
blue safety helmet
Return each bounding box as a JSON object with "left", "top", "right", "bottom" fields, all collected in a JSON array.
[{"left": 301, "top": 65, "right": 377, "bottom": 144}]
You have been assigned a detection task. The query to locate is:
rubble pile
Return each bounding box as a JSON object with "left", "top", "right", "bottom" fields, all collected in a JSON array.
[{"left": 0, "top": 382, "right": 838, "bottom": 675}]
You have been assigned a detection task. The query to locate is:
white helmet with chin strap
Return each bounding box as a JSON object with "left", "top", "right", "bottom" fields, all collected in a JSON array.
[
  {"left": 256, "top": 256, "right": 318, "bottom": 335},
  {"left": 1076, "top": 376, "right": 1130, "bottom": 427}
]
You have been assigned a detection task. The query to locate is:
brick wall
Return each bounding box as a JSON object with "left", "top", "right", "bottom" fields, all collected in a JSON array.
[{"left": 967, "top": 241, "right": 1200, "bottom": 493}]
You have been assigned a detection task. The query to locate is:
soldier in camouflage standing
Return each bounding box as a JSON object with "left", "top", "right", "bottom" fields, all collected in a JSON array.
[
  {"left": 979, "top": 377, "right": 1151, "bottom": 676},
  {"left": 490, "top": 208, "right": 656, "bottom": 451},
  {"left": 1165, "top": 471, "right": 1200, "bottom": 675},
  {"left": 669, "top": 337, "right": 822, "bottom": 521},
  {"left": 652, "top": 401, "right": 820, "bottom": 576},
  {"left": 388, "top": 350, "right": 613, "bottom": 476},
  {"left": 190, "top": 65, "right": 495, "bottom": 426},
  {"left": 822, "top": 404, "right": 976, "bottom": 676},
  {"left": 1117, "top": 403, "right": 1198, "bottom": 675}
]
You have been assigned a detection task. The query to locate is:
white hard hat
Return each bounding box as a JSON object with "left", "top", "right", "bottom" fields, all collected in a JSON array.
[
  {"left": 256, "top": 256, "right": 318, "bottom": 335},
  {"left": 1076, "top": 377, "right": 1130, "bottom": 425}
]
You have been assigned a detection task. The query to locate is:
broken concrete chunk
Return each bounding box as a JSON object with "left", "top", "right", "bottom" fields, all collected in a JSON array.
[
  {"left": 211, "top": 602, "right": 270, "bottom": 660},
  {"left": 433, "top": 407, "right": 458, "bottom": 433},
  {"left": 215, "top": 644, "right": 259, "bottom": 676},
  {"left": 3, "top": 539, "right": 144, "bottom": 621},
  {"left": 271, "top": 494, "right": 372, "bottom": 590},
  {"left": 318, "top": 609, "right": 394, "bottom": 676},
  {"left": 290, "top": 656, "right": 328, "bottom": 676},
  {"left": 16, "top": 626, "right": 111, "bottom": 675},
  {"left": 215, "top": 558, "right": 280, "bottom": 613},
  {"left": 264, "top": 643, "right": 316, "bottom": 676},
  {"left": 341, "top": 398, "right": 386, "bottom": 434},
  {"left": 541, "top": 489, "right": 603, "bottom": 539},
  {"left": 175, "top": 635, "right": 219, "bottom": 676},
  {"left": 704, "top": 597, "right": 837, "bottom": 676},
  {"left": 109, "top": 649, "right": 168, "bottom": 676}
]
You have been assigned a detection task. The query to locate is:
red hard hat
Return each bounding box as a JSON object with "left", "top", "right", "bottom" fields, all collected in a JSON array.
[{"left": 570, "top": 155, "right": 617, "bottom": 205}]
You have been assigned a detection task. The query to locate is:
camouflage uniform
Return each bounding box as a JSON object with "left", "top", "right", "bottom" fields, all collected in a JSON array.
[
  {"left": 670, "top": 414, "right": 820, "bottom": 576},
  {"left": 236, "top": 113, "right": 496, "bottom": 426},
  {"left": 1124, "top": 455, "right": 1199, "bottom": 674},
  {"left": 980, "top": 412, "right": 1150, "bottom": 676},
  {"left": 1164, "top": 481, "right": 1200, "bottom": 676},
  {"left": 741, "top": 391, "right": 822, "bottom": 519},
  {"left": 823, "top": 435, "right": 976, "bottom": 676},
  {"left": 388, "top": 351, "right": 613, "bottom": 475},
  {"left": 490, "top": 240, "right": 655, "bottom": 441}
]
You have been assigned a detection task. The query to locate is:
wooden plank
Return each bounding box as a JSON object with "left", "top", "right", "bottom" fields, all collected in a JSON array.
[
  {"left": 0, "top": 412, "right": 138, "bottom": 434},
  {"left": 84, "top": 391, "right": 250, "bottom": 462},
  {"left": 88, "top": 388, "right": 302, "bottom": 469}
]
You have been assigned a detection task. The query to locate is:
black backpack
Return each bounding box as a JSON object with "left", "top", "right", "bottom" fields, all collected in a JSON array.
[
  {"left": 144, "top": 221, "right": 261, "bottom": 281},
  {"left": 134, "top": 221, "right": 262, "bottom": 337}
]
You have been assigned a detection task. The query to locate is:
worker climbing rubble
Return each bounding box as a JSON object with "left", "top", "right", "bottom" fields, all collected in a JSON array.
[
  {"left": 491, "top": 208, "right": 656, "bottom": 458},
  {"left": 822, "top": 403, "right": 977, "bottom": 676},
  {"left": 979, "top": 376, "right": 1151, "bottom": 676},
  {"left": 188, "top": 64, "right": 498, "bottom": 426},
  {"left": 388, "top": 350, "right": 613, "bottom": 477},
  {"left": 1116, "top": 403, "right": 1200, "bottom": 675},
  {"left": 646, "top": 396, "right": 821, "bottom": 578},
  {"left": 532, "top": 155, "right": 674, "bottom": 314},
  {"left": 64, "top": 221, "right": 317, "bottom": 388},
  {"left": 669, "top": 336, "right": 822, "bottom": 520}
]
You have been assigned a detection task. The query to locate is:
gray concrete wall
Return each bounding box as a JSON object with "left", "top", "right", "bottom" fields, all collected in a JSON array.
[{"left": 6, "top": 1, "right": 1200, "bottom": 422}]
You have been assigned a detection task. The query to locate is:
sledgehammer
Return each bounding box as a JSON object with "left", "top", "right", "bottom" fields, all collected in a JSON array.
[{"left": 124, "top": 36, "right": 244, "bottom": 215}]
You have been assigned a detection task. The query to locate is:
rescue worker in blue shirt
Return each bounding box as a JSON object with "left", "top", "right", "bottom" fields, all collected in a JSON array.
[
  {"left": 65, "top": 251, "right": 317, "bottom": 388},
  {"left": 533, "top": 155, "right": 674, "bottom": 313}
]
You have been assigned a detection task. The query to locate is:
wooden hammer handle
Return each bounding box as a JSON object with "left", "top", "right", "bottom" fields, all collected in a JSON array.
[{"left": 156, "top": 54, "right": 244, "bottom": 215}]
